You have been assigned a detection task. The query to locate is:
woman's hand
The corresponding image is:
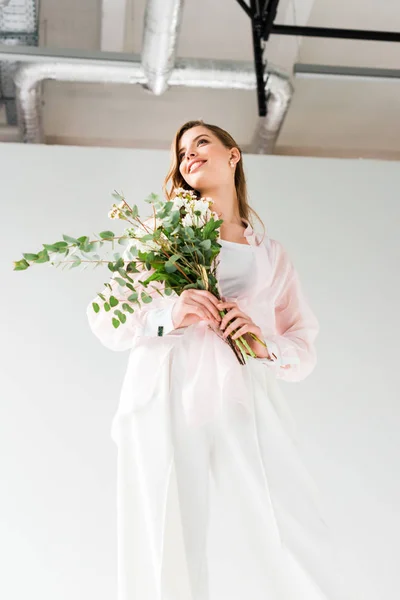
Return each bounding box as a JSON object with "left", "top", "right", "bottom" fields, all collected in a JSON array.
[
  {"left": 171, "top": 289, "right": 222, "bottom": 330},
  {"left": 217, "top": 300, "right": 272, "bottom": 359}
]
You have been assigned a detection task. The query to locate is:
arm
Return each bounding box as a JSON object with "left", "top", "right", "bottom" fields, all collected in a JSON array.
[
  {"left": 256, "top": 239, "right": 320, "bottom": 381},
  {"left": 86, "top": 246, "right": 178, "bottom": 352}
]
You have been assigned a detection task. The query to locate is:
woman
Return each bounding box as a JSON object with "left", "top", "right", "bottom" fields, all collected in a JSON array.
[{"left": 87, "top": 121, "right": 345, "bottom": 600}]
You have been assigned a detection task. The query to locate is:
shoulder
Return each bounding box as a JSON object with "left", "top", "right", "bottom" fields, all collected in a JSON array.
[
  {"left": 258, "top": 234, "right": 284, "bottom": 258},
  {"left": 260, "top": 236, "right": 294, "bottom": 276}
]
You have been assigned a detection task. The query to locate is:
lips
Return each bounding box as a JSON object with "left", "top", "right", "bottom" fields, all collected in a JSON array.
[{"left": 189, "top": 160, "right": 206, "bottom": 174}]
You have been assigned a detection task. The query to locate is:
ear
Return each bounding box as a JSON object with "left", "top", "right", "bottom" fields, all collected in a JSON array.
[{"left": 230, "top": 147, "right": 241, "bottom": 164}]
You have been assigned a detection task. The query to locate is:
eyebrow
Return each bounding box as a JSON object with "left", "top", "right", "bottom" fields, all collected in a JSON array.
[{"left": 178, "top": 134, "right": 211, "bottom": 155}]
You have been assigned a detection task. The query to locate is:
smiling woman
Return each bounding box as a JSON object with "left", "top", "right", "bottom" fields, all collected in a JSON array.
[
  {"left": 91, "top": 120, "right": 345, "bottom": 600},
  {"left": 164, "top": 120, "right": 267, "bottom": 246}
]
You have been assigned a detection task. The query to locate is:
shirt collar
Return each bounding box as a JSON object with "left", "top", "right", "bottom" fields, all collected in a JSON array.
[{"left": 241, "top": 217, "right": 258, "bottom": 246}]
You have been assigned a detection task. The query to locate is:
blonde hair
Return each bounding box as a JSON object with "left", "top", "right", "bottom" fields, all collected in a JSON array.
[{"left": 162, "top": 120, "right": 266, "bottom": 243}]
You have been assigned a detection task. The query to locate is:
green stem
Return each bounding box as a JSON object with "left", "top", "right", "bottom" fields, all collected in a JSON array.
[
  {"left": 237, "top": 335, "right": 256, "bottom": 358},
  {"left": 247, "top": 332, "right": 266, "bottom": 347}
]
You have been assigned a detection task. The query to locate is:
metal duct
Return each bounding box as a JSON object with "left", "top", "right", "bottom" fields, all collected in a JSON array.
[
  {"left": 0, "top": 0, "right": 38, "bottom": 126},
  {"left": 11, "top": 50, "right": 293, "bottom": 152},
  {"left": 141, "top": 0, "right": 184, "bottom": 96}
]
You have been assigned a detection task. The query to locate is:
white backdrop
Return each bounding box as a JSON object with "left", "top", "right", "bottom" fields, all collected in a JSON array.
[{"left": 2, "top": 141, "right": 399, "bottom": 600}]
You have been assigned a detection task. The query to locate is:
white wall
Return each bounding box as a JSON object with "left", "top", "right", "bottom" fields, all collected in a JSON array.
[{"left": 2, "top": 142, "right": 399, "bottom": 600}]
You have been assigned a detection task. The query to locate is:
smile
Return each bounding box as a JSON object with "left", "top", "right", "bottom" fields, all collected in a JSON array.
[{"left": 189, "top": 160, "right": 206, "bottom": 173}]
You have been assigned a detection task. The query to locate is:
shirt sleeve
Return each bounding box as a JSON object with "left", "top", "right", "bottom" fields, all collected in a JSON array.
[
  {"left": 141, "top": 303, "right": 176, "bottom": 337},
  {"left": 255, "top": 239, "right": 320, "bottom": 381},
  {"left": 86, "top": 247, "right": 179, "bottom": 352}
]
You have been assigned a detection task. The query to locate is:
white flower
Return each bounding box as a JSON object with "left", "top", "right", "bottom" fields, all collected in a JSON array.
[
  {"left": 182, "top": 212, "right": 195, "bottom": 227},
  {"left": 171, "top": 187, "right": 198, "bottom": 207},
  {"left": 173, "top": 187, "right": 197, "bottom": 198},
  {"left": 182, "top": 211, "right": 207, "bottom": 228},
  {"left": 199, "top": 196, "right": 213, "bottom": 206},
  {"left": 108, "top": 205, "right": 121, "bottom": 219},
  {"left": 171, "top": 195, "right": 186, "bottom": 211},
  {"left": 108, "top": 201, "right": 127, "bottom": 220},
  {"left": 192, "top": 199, "right": 209, "bottom": 215}
]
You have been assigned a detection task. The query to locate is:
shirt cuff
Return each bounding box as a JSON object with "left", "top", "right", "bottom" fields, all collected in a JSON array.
[
  {"left": 253, "top": 339, "right": 281, "bottom": 366},
  {"left": 141, "top": 303, "right": 176, "bottom": 337}
]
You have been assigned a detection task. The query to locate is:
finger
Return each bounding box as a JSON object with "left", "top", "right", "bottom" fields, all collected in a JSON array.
[
  {"left": 217, "top": 301, "right": 237, "bottom": 309},
  {"left": 222, "top": 317, "right": 249, "bottom": 338},
  {"left": 190, "top": 292, "right": 222, "bottom": 321},
  {"left": 192, "top": 304, "right": 219, "bottom": 323},
  {"left": 186, "top": 297, "right": 220, "bottom": 323},
  {"left": 193, "top": 289, "right": 223, "bottom": 309},
  {"left": 220, "top": 308, "right": 246, "bottom": 330},
  {"left": 231, "top": 324, "right": 256, "bottom": 340}
]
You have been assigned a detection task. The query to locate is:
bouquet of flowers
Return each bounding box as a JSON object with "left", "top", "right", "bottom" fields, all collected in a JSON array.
[{"left": 13, "top": 188, "right": 269, "bottom": 365}]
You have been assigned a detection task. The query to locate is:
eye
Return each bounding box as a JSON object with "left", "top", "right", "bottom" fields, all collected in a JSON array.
[{"left": 179, "top": 138, "right": 208, "bottom": 162}]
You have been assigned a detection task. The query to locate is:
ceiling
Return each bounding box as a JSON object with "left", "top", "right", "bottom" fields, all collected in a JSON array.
[{"left": 1, "top": 0, "right": 399, "bottom": 159}]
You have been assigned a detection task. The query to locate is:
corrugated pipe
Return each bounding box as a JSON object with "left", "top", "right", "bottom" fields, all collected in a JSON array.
[{"left": 12, "top": 53, "right": 293, "bottom": 152}]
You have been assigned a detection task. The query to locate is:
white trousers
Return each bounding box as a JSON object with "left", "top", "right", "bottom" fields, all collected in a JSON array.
[{"left": 114, "top": 349, "right": 346, "bottom": 600}]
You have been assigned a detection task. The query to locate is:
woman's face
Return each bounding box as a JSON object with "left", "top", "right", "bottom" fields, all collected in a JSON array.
[{"left": 178, "top": 126, "right": 234, "bottom": 192}]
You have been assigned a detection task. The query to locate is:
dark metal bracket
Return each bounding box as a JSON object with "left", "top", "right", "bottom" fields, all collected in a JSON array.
[{"left": 235, "top": 0, "right": 400, "bottom": 117}]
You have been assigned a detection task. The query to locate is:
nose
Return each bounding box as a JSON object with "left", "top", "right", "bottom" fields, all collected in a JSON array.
[
  {"left": 186, "top": 149, "right": 197, "bottom": 160},
  {"left": 184, "top": 149, "right": 198, "bottom": 169}
]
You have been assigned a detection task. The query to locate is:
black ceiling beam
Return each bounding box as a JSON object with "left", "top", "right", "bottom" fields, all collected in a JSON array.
[
  {"left": 268, "top": 24, "right": 400, "bottom": 43},
  {"left": 235, "top": 0, "right": 400, "bottom": 118},
  {"left": 249, "top": 0, "right": 275, "bottom": 116}
]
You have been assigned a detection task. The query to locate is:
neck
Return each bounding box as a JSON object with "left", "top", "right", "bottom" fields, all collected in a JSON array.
[{"left": 198, "top": 182, "right": 241, "bottom": 225}]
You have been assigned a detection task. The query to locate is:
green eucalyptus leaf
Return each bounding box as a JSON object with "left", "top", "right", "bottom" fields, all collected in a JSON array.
[
  {"left": 114, "top": 310, "right": 127, "bottom": 324},
  {"left": 112, "top": 317, "right": 120, "bottom": 329},
  {"left": 145, "top": 192, "right": 159, "bottom": 203},
  {"left": 99, "top": 230, "right": 115, "bottom": 239},
  {"left": 185, "top": 226, "right": 194, "bottom": 238},
  {"left": 92, "top": 302, "right": 100, "bottom": 313},
  {"left": 200, "top": 239, "right": 211, "bottom": 250},
  {"left": 109, "top": 295, "right": 119, "bottom": 307},
  {"left": 83, "top": 242, "right": 99, "bottom": 252},
  {"left": 77, "top": 236, "right": 89, "bottom": 245},
  {"left": 22, "top": 253, "right": 39, "bottom": 261},
  {"left": 63, "top": 234, "right": 80, "bottom": 244},
  {"left": 126, "top": 260, "right": 140, "bottom": 273},
  {"left": 118, "top": 237, "right": 130, "bottom": 246},
  {"left": 122, "top": 302, "right": 134, "bottom": 313},
  {"left": 114, "top": 277, "right": 126, "bottom": 286},
  {"left": 13, "top": 259, "right": 30, "bottom": 271},
  {"left": 140, "top": 291, "right": 152, "bottom": 303},
  {"left": 165, "top": 262, "right": 177, "bottom": 273},
  {"left": 35, "top": 250, "right": 50, "bottom": 263}
]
